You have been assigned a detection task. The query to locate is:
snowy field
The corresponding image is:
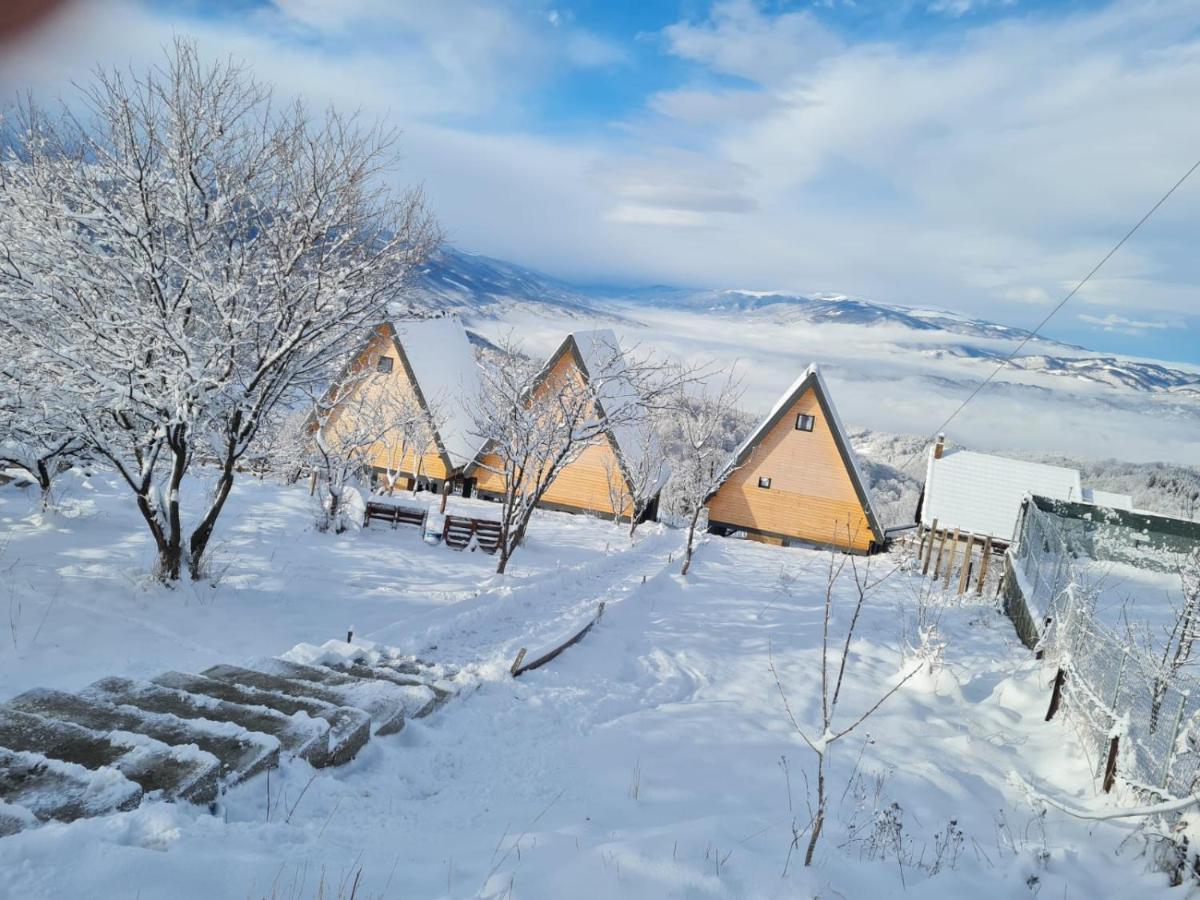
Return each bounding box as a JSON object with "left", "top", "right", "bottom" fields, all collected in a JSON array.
[{"left": 0, "top": 472, "right": 1179, "bottom": 898}]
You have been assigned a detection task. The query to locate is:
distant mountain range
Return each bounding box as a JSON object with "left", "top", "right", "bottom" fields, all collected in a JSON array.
[{"left": 405, "top": 247, "right": 1200, "bottom": 398}]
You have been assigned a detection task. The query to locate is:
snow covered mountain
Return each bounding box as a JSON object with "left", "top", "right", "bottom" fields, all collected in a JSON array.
[
  {"left": 405, "top": 247, "right": 602, "bottom": 318},
  {"left": 411, "top": 249, "right": 1200, "bottom": 400}
]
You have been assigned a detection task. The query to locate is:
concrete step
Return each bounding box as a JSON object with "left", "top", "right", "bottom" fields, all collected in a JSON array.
[
  {"left": 84, "top": 677, "right": 328, "bottom": 767},
  {"left": 152, "top": 672, "right": 370, "bottom": 768},
  {"left": 209, "top": 661, "right": 423, "bottom": 733},
  {"left": 8, "top": 689, "right": 279, "bottom": 788},
  {"left": 315, "top": 660, "right": 450, "bottom": 718},
  {"left": 0, "top": 708, "right": 218, "bottom": 804},
  {"left": 0, "top": 748, "right": 142, "bottom": 828}
]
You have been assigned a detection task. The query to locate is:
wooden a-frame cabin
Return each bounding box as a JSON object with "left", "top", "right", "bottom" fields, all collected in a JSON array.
[
  {"left": 467, "top": 330, "right": 666, "bottom": 523},
  {"left": 705, "top": 365, "right": 885, "bottom": 554},
  {"left": 322, "top": 317, "right": 485, "bottom": 495}
]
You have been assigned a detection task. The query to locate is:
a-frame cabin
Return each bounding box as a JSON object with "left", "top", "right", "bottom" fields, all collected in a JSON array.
[
  {"left": 705, "top": 365, "right": 885, "bottom": 554},
  {"left": 468, "top": 330, "right": 665, "bottom": 522},
  {"left": 322, "top": 317, "right": 484, "bottom": 494}
]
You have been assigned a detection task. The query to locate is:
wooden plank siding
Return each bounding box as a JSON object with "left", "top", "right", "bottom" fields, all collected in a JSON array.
[
  {"left": 325, "top": 327, "right": 453, "bottom": 482},
  {"left": 471, "top": 345, "right": 635, "bottom": 519},
  {"left": 706, "top": 381, "right": 876, "bottom": 553}
]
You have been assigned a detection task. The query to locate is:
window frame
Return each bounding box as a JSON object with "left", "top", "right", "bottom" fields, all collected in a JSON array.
[
  {"left": 795, "top": 413, "right": 815, "bottom": 432},
  {"left": 758, "top": 476, "right": 772, "bottom": 490},
  {"left": 376, "top": 355, "right": 394, "bottom": 374}
]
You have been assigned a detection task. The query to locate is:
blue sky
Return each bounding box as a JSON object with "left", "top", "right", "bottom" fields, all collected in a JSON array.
[{"left": 3, "top": 0, "right": 1198, "bottom": 364}]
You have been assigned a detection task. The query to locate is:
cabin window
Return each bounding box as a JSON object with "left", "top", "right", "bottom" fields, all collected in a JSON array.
[
  {"left": 376, "top": 356, "right": 394, "bottom": 373},
  {"left": 795, "top": 413, "right": 815, "bottom": 432},
  {"left": 758, "top": 476, "right": 772, "bottom": 489}
]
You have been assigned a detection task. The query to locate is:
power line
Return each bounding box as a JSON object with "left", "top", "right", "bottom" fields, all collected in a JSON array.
[{"left": 897, "top": 153, "right": 1200, "bottom": 477}]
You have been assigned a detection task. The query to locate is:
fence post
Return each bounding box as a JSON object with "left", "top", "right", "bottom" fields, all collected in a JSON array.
[
  {"left": 1103, "top": 735, "right": 1120, "bottom": 793},
  {"left": 1112, "top": 651, "right": 1127, "bottom": 708},
  {"left": 1161, "top": 693, "right": 1189, "bottom": 789},
  {"left": 1045, "top": 668, "right": 1066, "bottom": 721}
]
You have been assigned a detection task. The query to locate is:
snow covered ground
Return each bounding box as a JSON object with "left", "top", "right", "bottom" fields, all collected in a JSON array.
[{"left": 0, "top": 472, "right": 1179, "bottom": 898}]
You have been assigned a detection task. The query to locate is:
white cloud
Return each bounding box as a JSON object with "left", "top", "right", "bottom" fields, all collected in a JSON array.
[
  {"left": 0, "top": 0, "right": 1197, "bottom": 351},
  {"left": 662, "top": 0, "right": 842, "bottom": 84},
  {"left": 1078, "top": 313, "right": 1175, "bottom": 336}
]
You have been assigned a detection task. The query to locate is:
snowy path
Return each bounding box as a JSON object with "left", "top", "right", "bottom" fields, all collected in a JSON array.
[{"left": 0, "top": 475, "right": 1179, "bottom": 898}]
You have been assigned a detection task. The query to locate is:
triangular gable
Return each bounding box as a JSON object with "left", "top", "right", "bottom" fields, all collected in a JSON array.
[
  {"left": 710, "top": 365, "right": 885, "bottom": 546},
  {"left": 465, "top": 330, "right": 660, "bottom": 500},
  {"left": 316, "top": 318, "right": 482, "bottom": 476}
]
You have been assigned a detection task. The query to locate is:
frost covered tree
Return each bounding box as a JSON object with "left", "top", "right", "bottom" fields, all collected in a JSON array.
[
  {"left": 0, "top": 41, "right": 438, "bottom": 579},
  {"left": 663, "top": 373, "right": 744, "bottom": 577},
  {"left": 302, "top": 368, "right": 412, "bottom": 533},
  {"left": 770, "top": 551, "right": 916, "bottom": 870},
  {"left": 0, "top": 338, "right": 86, "bottom": 507},
  {"left": 469, "top": 334, "right": 687, "bottom": 575}
]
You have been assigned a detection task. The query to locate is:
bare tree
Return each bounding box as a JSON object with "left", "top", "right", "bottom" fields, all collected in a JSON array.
[
  {"left": 664, "top": 373, "right": 744, "bottom": 577},
  {"left": 0, "top": 350, "right": 86, "bottom": 508},
  {"left": 0, "top": 41, "right": 439, "bottom": 580},
  {"left": 770, "top": 548, "right": 917, "bottom": 870},
  {"left": 469, "top": 333, "right": 687, "bottom": 575},
  {"left": 618, "top": 414, "right": 671, "bottom": 542},
  {"left": 303, "top": 371, "right": 400, "bottom": 533},
  {"left": 1148, "top": 547, "right": 1200, "bottom": 730}
]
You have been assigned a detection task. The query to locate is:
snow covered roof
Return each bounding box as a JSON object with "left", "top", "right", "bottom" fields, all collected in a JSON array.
[
  {"left": 556, "top": 329, "right": 670, "bottom": 499},
  {"left": 714, "top": 365, "right": 886, "bottom": 546},
  {"left": 389, "top": 317, "right": 484, "bottom": 469},
  {"left": 921, "top": 449, "right": 1082, "bottom": 542},
  {"left": 1082, "top": 488, "right": 1135, "bottom": 510}
]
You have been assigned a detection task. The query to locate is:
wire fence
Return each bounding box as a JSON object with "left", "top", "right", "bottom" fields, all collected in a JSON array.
[{"left": 1006, "top": 497, "right": 1200, "bottom": 800}]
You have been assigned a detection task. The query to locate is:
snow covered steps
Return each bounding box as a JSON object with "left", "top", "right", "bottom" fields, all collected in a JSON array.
[{"left": 0, "top": 642, "right": 466, "bottom": 838}]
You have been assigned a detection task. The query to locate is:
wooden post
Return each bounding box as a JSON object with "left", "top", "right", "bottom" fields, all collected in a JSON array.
[
  {"left": 440, "top": 480, "right": 450, "bottom": 514},
  {"left": 308, "top": 470, "right": 318, "bottom": 496},
  {"left": 1045, "top": 668, "right": 1066, "bottom": 721},
  {"left": 922, "top": 519, "right": 938, "bottom": 575},
  {"left": 1102, "top": 735, "right": 1120, "bottom": 793},
  {"left": 510, "top": 648, "right": 527, "bottom": 676},
  {"left": 975, "top": 536, "right": 992, "bottom": 595},
  {"left": 957, "top": 534, "right": 974, "bottom": 596},
  {"left": 932, "top": 527, "right": 948, "bottom": 579},
  {"left": 942, "top": 529, "right": 961, "bottom": 588}
]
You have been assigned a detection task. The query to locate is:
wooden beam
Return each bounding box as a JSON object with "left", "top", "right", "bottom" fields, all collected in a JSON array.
[
  {"left": 957, "top": 533, "right": 974, "bottom": 596},
  {"left": 922, "top": 519, "right": 938, "bottom": 574},
  {"left": 975, "top": 536, "right": 993, "bottom": 595},
  {"left": 942, "top": 529, "right": 961, "bottom": 588},
  {"left": 931, "top": 525, "right": 947, "bottom": 578}
]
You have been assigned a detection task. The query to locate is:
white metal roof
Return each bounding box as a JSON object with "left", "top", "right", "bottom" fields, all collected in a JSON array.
[
  {"left": 570, "top": 329, "right": 670, "bottom": 499},
  {"left": 1082, "top": 488, "right": 1135, "bottom": 510},
  {"left": 391, "top": 317, "right": 485, "bottom": 469},
  {"left": 921, "top": 449, "right": 1082, "bottom": 542}
]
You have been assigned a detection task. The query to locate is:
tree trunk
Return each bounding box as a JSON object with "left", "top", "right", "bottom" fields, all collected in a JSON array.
[
  {"left": 803, "top": 757, "right": 826, "bottom": 867},
  {"left": 189, "top": 461, "right": 237, "bottom": 580},
  {"left": 681, "top": 508, "right": 702, "bottom": 576},
  {"left": 35, "top": 458, "right": 52, "bottom": 511}
]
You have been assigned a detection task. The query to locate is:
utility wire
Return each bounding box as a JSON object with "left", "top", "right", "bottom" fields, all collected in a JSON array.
[{"left": 898, "top": 154, "right": 1200, "bottom": 477}]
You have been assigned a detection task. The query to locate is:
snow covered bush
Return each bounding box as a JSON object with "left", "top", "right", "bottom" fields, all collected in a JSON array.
[{"left": 0, "top": 40, "right": 438, "bottom": 580}]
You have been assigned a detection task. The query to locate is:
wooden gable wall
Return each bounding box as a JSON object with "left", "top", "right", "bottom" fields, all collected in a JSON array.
[
  {"left": 472, "top": 346, "right": 634, "bottom": 518},
  {"left": 327, "top": 328, "right": 453, "bottom": 481},
  {"left": 706, "top": 383, "right": 875, "bottom": 552}
]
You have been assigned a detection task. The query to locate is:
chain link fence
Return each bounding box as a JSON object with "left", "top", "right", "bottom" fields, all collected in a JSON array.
[{"left": 1005, "top": 496, "right": 1200, "bottom": 800}]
